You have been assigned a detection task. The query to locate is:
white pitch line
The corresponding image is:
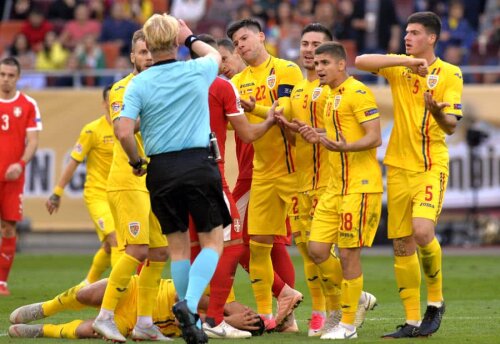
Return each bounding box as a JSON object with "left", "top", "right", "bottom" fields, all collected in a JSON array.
[{"left": 294, "top": 316, "right": 500, "bottom": 323}]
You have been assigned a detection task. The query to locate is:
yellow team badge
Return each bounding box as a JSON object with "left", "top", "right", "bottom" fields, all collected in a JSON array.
[
  {"left": 427, "top": 74, "right": 439, "bottom": 89},
  {"left": 333, "top": 95, "right": 342, "bottom": 110},
  {"left": 129, "top": 222, "right": 140, "bottom": 237},
  {"left": 267, "top": 75, "right": 276, "bottom": 89},
  {"left": 312, "top": 87, "right": 322, "bottom": 101}
]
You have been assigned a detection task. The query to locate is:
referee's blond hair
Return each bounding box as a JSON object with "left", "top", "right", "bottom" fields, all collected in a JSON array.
[{"left": 143, "top": 14, "right": 179, "bottom": 54}]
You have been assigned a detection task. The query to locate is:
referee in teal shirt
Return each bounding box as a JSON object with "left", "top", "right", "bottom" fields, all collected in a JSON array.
[{"left": 116, "top": 14, "right": 230, "bottom": 344}]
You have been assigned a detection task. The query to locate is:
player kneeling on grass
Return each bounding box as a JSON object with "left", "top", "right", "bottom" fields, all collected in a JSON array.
[{"left": 8, "top": 276, "right": 265, "bottom": 340}]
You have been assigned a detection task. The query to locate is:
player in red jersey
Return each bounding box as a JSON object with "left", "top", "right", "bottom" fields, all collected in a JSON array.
[
  {"left": 0, "top": 57, "right": 42, "bottom": 296},
  {"left": 188, "top": 34, "right": 278, "bottom": 338}
]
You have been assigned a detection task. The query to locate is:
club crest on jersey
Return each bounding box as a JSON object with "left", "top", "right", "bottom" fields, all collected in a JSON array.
[
  {"left": 266, "top": 75, "right": 276, "bottom": 89},
  {"left": 333, "top": 95, "right": 342, "bottom": 110},
  {"left": 312, "top": 87, "right": 322, "bottom": 101},
  {"left": 233, "top": 218, "right": 241, "bottom": 232},
  {"left": 111, "top": 101, "right": 121, "bottom": 113},
  {"left": 427, "top": 75, "right": 439, "bottom": 89},
  {"left": 13, "top": 107, "right": 22, "bottom": 117},
  {"left": 129, "top": 222, "right": 140, "bottom": 237}
]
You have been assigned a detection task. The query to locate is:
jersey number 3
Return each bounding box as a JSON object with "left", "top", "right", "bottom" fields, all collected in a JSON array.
[{"left": 1, "top": 114, "right": 9, "bottom": 131}]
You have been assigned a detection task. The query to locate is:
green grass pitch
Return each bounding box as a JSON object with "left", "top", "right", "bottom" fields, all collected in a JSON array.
[{"left": 1, "top": 253, "right": 500, "bottom": 343}]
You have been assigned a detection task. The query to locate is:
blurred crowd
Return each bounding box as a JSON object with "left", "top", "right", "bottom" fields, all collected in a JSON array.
[{"left": 1, "top": 0, "right": 499, "bottom": 87}]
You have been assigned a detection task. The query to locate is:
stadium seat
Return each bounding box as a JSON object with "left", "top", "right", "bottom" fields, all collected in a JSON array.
[
  {"left": 151, "top": 0, "right": 169, "bottom": 13},
  {"left": 0, "top": 20, "right": 24, "bottom": 53},
  {"left": 100, "top": 41, "right": 121, "bottom": 68}
]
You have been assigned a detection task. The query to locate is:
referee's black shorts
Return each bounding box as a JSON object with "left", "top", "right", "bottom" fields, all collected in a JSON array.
[{"left": 146, "top": 148, "right": 232, "bottom": 235}]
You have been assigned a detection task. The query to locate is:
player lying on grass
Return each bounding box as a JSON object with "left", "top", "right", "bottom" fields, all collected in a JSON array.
[{"left": 8, "top": 276, "right": 265, "bottom": 340}]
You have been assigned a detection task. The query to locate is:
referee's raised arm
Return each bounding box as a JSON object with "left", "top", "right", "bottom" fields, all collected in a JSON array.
[{"left": 177, "top": 19, "right": 221, "bottom": 66}]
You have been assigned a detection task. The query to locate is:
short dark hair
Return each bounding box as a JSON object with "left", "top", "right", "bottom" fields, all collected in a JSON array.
[
  {"left": 301, "top": 23, "right": 333, "bottom": 41},
  {"left": 131, "top": 29, "right": 146, "bottom": 51},
  {"left": 103, "top": 84, "right": 112, "bottom": 101},
  {"left": 217, "top": 38, "right": 235, "bottom": 53},
  {"left": 226, "top": 18, "right": 262, "bottom": 40},
  {"left": 315, "top": 41, "right": 347, "bottom": 61},
  {"left": 407, "top": 11, "right": 441, "bottom": 41},
  {"left": 0, "top": 57, "right": 21, "bottom": 75},
  {"left": 190, "top": 34, "right": 218, "bottom": 59}
]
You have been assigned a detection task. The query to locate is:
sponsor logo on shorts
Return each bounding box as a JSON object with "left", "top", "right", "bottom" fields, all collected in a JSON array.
[
  {"left": 98, "top": 218, "right": 105, "bottom": 230},
  {"left": 419, "top": 202, "right": 435, "bottom": 208},
  {"left": 129, "top": 222, "right": 140, "bottom": 237},
  {"left": 340, "top": 232, "right": 354, "bottom": 238}
]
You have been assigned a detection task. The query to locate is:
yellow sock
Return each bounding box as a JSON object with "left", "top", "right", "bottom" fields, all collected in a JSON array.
[
  {"left": 297, "top": 242, "right": 325, "bottom": 312},
  {"left": 43, "top": 320, "right": 83, "bottom": 339},
  {"left": 110, "top": 246, "right": 121, "bottom": 267},
  {"left": 394, "top": 253, "right": 421, "bottom": 322},
  {"left": 101, "top": 253, "right": 140, "bottom": 311},
  {"left": 249, "top": 240, "right": 273, "bottom": 315},
  {"left": 418, "top": 237, "right": 443, "bottom": 303},
  {"left": 317, "top": 254, "right": 343, "bottom": 311},
  {"left": 86, "top": 247, "right": 111, "bottom": 283},
  {"left": 42, "top": 284, "right": 86, "bottom": 316},
  {"left": 340, "top": 275, "right": 363, "bottom": 325},
  {"left": 138, "top": 260, "right": 165, "bottom": 317}
]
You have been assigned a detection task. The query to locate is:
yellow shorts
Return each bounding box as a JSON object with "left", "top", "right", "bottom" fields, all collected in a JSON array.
[
  {"left": 84, "top": 191, "right": 115, "bottom": 242},
  {"left": 108, "top": 190, "right": 167, "bottom": 249},
  {"left": 248, "top": 174, "right": 297, "bottom": 236},
  {"left": 293, "top": 188, "right": 325, "bottom": 244},
  {"left": 387, "top": 166, "right": 448, "bottom": 239},
  {"left": 310, "top": 190, "right": 382, "bottom": 248}
]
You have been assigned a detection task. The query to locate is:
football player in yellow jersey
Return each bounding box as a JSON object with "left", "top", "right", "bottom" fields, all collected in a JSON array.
[
  {"left": 8, "top": 277, "right": 265, "bottom": 340},
  {"left": 355, "top": 12, "right": 463, "bottom": 338},
  {"left": 46, "top": 85, "right": 118, "bottom": 284},
  {"left": 276, "top": 23, "right": 378, "bottom": 337},
  {"left": 92, "top": 30, "right": 168, "bottom": 343},
  {"left": 227, "top": 18, "right": 304, "bottom": 329},
  {"left": 298, "top": 41, "right": 382, "bottom": 340}
]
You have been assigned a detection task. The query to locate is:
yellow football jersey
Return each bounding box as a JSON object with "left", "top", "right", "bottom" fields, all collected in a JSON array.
[
  {"left": 153, "top": 279, "right": 180, "bottom": 337},
  {"left": 232, "top": 56, "right": 303, "bottom": 179},
  {"left": 70, "top": 115, "right": 114, "bottom": 194},
  {"left": 378, "top": 56, "right": 463, "bottom": 172},
  {"left": 290, "top": 78, "right": 330, "bottom": 192},
  {"left": 107, "top": 73, "right": 148, "bottom": 192},
  {"left": 324, "top": 76, "right": 383, "bottom": 195}
]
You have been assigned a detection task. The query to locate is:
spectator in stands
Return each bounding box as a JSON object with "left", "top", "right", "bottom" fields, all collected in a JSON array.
[
  {"left": 437, "top": 0, "right": 477, "bottom": 64},
  {"left": 124, "top": 0, "right": 154, "bottom": 24},
  {"left": 35, "top": 31, "right": 69, "bottom": 71},
  {"left": 313, "top": 2, "right": 337, "bottom": 38},
  {"left": 10, "top": 0, "right": 32, "bottom": 20},
  {"left": 75, "top": 34, "right": 108, "bottom": 86},
  {"left": 170, "top": 0, "right": 207, "bottom": 28},
  {"left": 351, "top": 0, "right": 401, "bottom": 54},
  {"left": 479, "top": 10, "right": 500, "bottom": 83},
  {"left": 48, "top": 0, "right": 78, "bottom": 21},
  {"left": 335, "top": 0, "right": 356, "bottom": 40},
  {"left": 87, "top": 0, "right": 108, "bottom": 21},
  {"left": 413, "top": 0, "right": 447, "bottom": 16},
  {"left": 278, "top": 22, "right": 302, "bottom": 63},
  {"left": 5, "top": 33, "right": 36, "bottom": 70},
  {"left": 60, "top": 4, "right": 101, "bottom": 50},
  {"left": 293, "top": 0, "right": 315, "bottom": 26},
  {"left": 21, "top": 8, "right": 54, "bottom": 52},
  {"left": 99, "top": 2, "right": 140, "bottom": 56}
]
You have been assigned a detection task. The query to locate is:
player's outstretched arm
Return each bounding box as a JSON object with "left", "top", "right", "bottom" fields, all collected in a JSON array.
[
  {"left": 231, "top": 101, "right": 278, "bottom": 143},
  {"left": 355, "top": 54, "right": 428, "bottom": 76},
  {"left": 46, "top": 158, "right": 80, "bottom": 214}
]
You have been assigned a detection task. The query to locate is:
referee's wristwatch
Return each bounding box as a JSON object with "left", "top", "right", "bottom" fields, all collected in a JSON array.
[{"left": 128, "top": 158, "right": 143, "bottom": 170}]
